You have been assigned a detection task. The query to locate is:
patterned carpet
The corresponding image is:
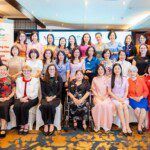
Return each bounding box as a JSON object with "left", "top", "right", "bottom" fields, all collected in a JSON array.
[{"left": 0, "top": 124, "right": 149, "bottom": 150}]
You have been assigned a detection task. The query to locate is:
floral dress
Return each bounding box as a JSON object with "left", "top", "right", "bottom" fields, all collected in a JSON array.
[{"left": 68, "top": 79, "right": 90, "bottom": 121}]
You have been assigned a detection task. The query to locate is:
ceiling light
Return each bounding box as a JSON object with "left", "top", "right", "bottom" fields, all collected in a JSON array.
[
  {"left": 84, "top": 0, "right": 88, "bottom": 6},
  {"left": 123, "top": 1, "right": 125, "bottom": 5}
]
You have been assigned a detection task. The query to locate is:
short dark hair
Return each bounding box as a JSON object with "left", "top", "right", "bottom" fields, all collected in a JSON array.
[
  {"left": 10, "top": 45, "right": 20, "bottom": 56},
  {"left": 118, "top": 50, "right": 127, "bottom": 60},
  {"left": 97, "top": 64, "right": 106, "bottom": 75},
  {"left": 95, "top": 32, "right": 102, "bottom": 37},
  {"left": 108, "top": 30, "right": 117, "bottom": 40},
  {"left": 30, "top": 31, "right": 39, "bottom": 42},
  {"left": 28, "top": 49, "right": 39, "bottom": 59},
  {"left": 85, "top": 46, "right": 97, "bottom": 57},
  {"left": 101, "top": 49, "right": 112, "bottom": 59}
]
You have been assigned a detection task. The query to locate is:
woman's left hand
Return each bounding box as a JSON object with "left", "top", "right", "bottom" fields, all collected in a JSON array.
[{"left": 65, "top": 82, "right": 68, "bottom": 87}]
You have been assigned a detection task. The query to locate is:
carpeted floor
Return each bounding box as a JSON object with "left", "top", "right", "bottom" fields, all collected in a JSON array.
[{"left": 0, "top": 124, "right": 149, "bottom": 150}]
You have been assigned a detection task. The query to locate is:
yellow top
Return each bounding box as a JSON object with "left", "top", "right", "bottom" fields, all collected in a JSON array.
[{"left": 44, "top": 45, "right": 57, "bottom": 52}]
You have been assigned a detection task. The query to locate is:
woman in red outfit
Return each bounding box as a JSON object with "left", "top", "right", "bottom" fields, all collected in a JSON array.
[{"left": 144, "top": 64, "right": 150, "bottom": 131}]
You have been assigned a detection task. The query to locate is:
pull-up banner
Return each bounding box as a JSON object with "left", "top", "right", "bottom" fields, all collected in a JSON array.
[{"left": 0, "top": 19, "right": 14, "bottom": 62}]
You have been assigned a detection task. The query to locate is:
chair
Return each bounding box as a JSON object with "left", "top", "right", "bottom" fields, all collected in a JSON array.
[
  {"left": 35, "top": 103, "right": 62, "bottom": 130},
  {"left": 7, "top": 105, "right": 37, "bottom": 130}
]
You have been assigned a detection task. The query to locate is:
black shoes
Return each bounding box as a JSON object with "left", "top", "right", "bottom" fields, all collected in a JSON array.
[
  {"left": 0, "top": 130, "right": 6, "bottom": 138},
  {"left": 127, "top": 132, "right": 132, "bottom": 136},
  {"left": 43, "top": 125, "right": 55, "bottom": 136},
  {"left": 137, "top": 130, "right": 143, "bottom": 135},
  {"left": 18, "top": 127, "right": 29, "bottom": 135}
]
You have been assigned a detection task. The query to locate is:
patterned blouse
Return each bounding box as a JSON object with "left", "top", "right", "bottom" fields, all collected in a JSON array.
[{"left": 0, "top": 77, "right": 15, "bottom": 98}]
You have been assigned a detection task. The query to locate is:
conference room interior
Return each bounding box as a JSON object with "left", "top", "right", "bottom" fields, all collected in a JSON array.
[{"left": 0, "top": 0, "right": 150, "bottom": 149}]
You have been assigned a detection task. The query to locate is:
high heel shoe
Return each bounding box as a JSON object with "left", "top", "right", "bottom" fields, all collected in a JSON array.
[
  {"left": 43, "top": 130, "right": 49, "bottom": 136},
  {"left": 49, "top": 129, "right": 55, "bottom": 136},
  {"left": 137, "top": 130, "right": 143, "bottom": 135},
  {"left": 127, "top": 132, "right": 132, "bottom": 136},
  {"left": 18, "top": 127, "right": 24, "bottom": 135},
  {"left": 23, "top": 128, "right": 29, "bottom": 135},
  {"left": 49, "top": 126, "right": 55, "bottom": 136},
  {"left": 122, "top": 132, "right": 128, "bottom": 137},
  {"left": 122, "top": 128, "right": 128, "bottom": 137},
  {"left": 0, "top": 130, "right": 6, "bottom": 138}
]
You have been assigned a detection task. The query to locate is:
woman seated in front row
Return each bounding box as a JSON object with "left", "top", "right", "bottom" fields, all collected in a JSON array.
[
  {"left": 128, "top": 65, "right": 149, "bottom": 134},
  {"left": 0, "top": 65, "right": 15, "bottom": 138},
  {"left": 14, "top": 65, "right": 39, "bottom": 135},
  {"left": 40, "top": 64, "right": 63, "bottom": 136},
  {"left": 108, "top": 63, "right": 132, "bottom": 136},
  {"left": 91, "top": 64, "right": 113, "bottom": 133},
  {"left": 67, "top": 70, "right": 90, "bottom": 131}
]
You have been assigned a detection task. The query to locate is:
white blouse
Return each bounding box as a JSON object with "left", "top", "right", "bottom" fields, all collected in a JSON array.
[
  {"left": 117, "top": 60, "right": 132, "bottom": 77},
  {"left": 16, "top": 77, "right": 39, "bottom": 100},
  {"left": 26, "top": 59, "right": 43, "bottom": 76}
]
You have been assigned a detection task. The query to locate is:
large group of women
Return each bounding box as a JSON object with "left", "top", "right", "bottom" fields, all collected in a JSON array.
[{"left": 0, "top": 30, "right": 149, "bottom": 138}]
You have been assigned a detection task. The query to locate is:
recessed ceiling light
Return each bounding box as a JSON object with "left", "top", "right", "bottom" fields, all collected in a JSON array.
[
  {"left": 84, "top": 0, "right": 88, "bottom": 6},
  {"left": 123, "top": 1, "right": 126, "bottom": 5}
]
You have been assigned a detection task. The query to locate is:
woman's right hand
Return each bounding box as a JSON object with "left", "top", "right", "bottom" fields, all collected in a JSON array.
[{"left": 20, "top": 97, "right": 28, "bottom": 103}]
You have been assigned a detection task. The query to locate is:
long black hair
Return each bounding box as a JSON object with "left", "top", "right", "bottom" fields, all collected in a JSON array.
[
  {"left": 58, "top": 37, "right": 66, "bottom": 48},
  {"left": 124, "top": 34, "right": 134, "bottom": 46},
  {"left": 67, "top": 35, "right": 78, "bottom": 49},
  {"left": 47, "top": 34, "right": 55, "bottom": 46},
  {"left": 111, "top": 63, "right": 123, "bottom": 89}
]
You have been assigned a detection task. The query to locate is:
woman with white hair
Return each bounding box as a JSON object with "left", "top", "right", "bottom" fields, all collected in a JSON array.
[{"left": 128, "top": 65, "right": 149, "bottom": 134}]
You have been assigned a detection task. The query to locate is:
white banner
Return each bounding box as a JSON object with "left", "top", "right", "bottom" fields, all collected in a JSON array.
[{"left": 0, "top": 19, "right": 14, "bottom": 62}]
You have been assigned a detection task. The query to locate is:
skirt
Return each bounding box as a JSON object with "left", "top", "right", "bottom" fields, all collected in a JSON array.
[{"left": 129, "top": 98, "right": 149, "bottom": 111}]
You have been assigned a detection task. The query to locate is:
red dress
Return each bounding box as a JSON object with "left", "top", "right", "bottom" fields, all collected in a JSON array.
[{"left": 144, "top": 75, "right": 150, "bottom": 130}]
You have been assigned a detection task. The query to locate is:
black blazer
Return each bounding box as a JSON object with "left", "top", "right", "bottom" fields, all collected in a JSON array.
[{"left": 41, "top": 76, "right": 63, "bottom": 99}]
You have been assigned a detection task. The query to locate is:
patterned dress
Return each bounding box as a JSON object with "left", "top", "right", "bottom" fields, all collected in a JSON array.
[{"left": 68, "top": 79, "right": 90, "bottom": 121}]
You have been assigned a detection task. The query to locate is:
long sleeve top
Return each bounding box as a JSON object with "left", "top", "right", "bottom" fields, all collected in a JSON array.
[
  {"left": 16, "top": 77, "right": 39, "bottom": 99},
  {"left": 41, "top": 76, "right": 63, "bottom": 99},
  {"left": 128, "top": 76, "right": 149, "bottom": 98}
]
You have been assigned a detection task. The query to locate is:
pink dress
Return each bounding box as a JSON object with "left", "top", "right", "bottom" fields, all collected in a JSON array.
[
  {"left": 91, "top": 76, "right": 113, "bottom": 131},
  {"left": 108, "top": 77, "right": 129, "bottom": 107},
  {"left": 79, "top": 45, "right": 89, "bottom": 58}
]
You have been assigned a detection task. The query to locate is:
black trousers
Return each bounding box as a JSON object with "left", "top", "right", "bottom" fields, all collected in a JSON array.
[
  {"left": 13, "top": 98, "right": 38, "bottom": 126},
  {"left": 0, "top": 98, "right": 14, "bottom": 122},
  {"left": 40, "top": 98, "right": 60, "bottom": 125}
]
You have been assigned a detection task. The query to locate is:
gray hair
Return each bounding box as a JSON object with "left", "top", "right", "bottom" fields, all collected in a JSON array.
[{"left": 129, "top": 65, "right": 138, "bottom": 72}]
